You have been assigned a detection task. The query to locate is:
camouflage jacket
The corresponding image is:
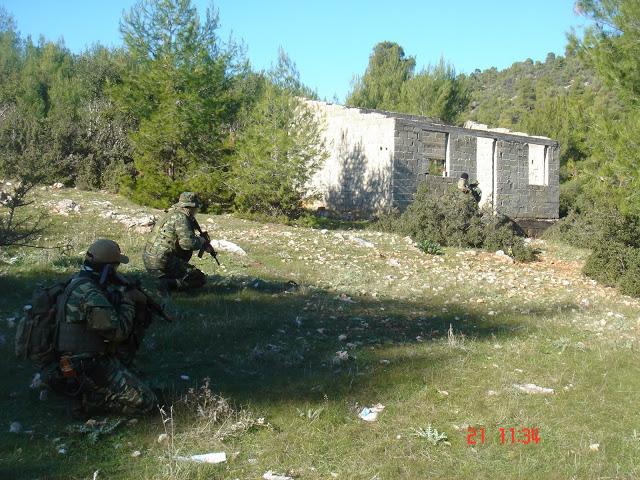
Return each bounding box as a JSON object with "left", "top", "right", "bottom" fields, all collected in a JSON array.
[
  {"left": 57, "top": 270, "right": 136, "bottom": 355},
  {"left": 457, "top": 177, "right": 470, "bottom": 193},
  {"left": 144, "top": 205, "right": 200, "bottom": 262}
]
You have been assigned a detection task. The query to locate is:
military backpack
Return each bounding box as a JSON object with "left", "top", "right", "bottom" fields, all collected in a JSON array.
[{"left": 15, "top": 277, "right": 92, "bottom": 364}]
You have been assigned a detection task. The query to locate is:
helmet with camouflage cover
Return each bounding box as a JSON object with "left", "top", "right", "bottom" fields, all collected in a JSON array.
[
  {"left": 85, "top": 239, "right": 129, "bottom": 265},
  {"left": 176, "top": 192, "right": 202, "bottom": 208}
]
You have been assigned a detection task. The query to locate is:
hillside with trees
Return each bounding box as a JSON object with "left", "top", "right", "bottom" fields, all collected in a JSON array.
[
  {"left": 2, "top": 0, "right": 640, "bottom": 294},
  {"left": 0, "top": 0, "right": 633, "bottom": 217},
  {"left": 0, "top": 1, "right": 324, "bottom": 217}
]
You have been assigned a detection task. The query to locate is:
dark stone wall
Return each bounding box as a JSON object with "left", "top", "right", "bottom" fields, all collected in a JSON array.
[
  {"left": 306, "top": 101, "right": 559, "bottom": 231},
  {"left": 391, "top": 118, "right": 559, "bottom": 226},
  {"left": 493, "top": 140, "right": 559, "bottom": 221},
  {"left": 393, "top": 125, "right": 448, "bottom": 208}
]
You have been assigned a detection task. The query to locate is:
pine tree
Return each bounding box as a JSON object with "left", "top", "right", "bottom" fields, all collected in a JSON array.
[
  {"left": 569, "top": 0, "right": 640, "bottom": 213},
  {"left": 228, "top": 49, "right": 327, "bottom": 218},
  {"left": 346, "top": 42, "right": 415, "bottom": 111},
  {"left": 113, "top": 0, "right": 244, "bottom": 208},
  {"left": 399, "top": 57, "right": 469, "bottom": 123}
]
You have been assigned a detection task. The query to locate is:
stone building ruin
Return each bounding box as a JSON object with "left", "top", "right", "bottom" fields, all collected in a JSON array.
[{"left": 305, "top": 100, "right": 559, "bottom": 236}]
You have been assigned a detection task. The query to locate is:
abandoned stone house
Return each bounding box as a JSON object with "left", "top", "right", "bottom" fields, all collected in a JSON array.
[{"left": 305, "top": 100, "right": 559, "bottom": 236}]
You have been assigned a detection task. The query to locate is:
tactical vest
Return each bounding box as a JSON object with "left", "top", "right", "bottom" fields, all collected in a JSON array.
[{"left": 55, "top": 276, "right": 114, "bottom": 354}]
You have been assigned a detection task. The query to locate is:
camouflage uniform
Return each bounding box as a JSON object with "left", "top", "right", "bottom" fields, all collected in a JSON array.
[
  {"left": 143, "top": 192, "right": 206, "bottom": 293},
  {"left": 458, "top": 173, "right": 482, "bottom": 203},
  {"left": 54, "top": 270, "right": 157, "bottom": 416}
]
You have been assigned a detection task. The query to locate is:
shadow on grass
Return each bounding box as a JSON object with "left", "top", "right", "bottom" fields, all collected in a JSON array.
[
  {"left": 0, "top": 267, "right": 581, "bottom": 479},
  {"left": 140, "top": 276, "right": 581, "bottom": 406}
]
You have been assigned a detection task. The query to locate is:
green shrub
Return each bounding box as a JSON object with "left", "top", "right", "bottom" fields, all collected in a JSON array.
[
  {"left": 417, "top": 239, "right": 442, "bottom": 255},
  {"left": 545, "top": 190, "right": 640, "bottom": 249},
  {"left": 370, "top": 209, "right": 402, "bottom": 233},
  {"left": 618, "top": 250, "right": 640, "bottom": 297},
  {"left": 552, "top": 195, "right": 640, "bottom": 297},
  {"left": 583, "top": 243, "right": 640, "bottom": 297},
  {"left": 374, "top": 183, "right": 535, "bottom": 261},
  {"left": 396, "top": 185, "right": 479, "bottom": 248}
]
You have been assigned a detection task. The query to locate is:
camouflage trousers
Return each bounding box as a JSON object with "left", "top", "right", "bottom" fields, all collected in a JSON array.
[
  {"left": 80, "top": 355, "right": 157, "bottom": 416},
  {"left": 143, "top": 253, "right": 206, "bottom": 292}
]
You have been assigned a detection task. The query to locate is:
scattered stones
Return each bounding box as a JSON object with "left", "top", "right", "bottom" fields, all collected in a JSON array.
[
  {"left": 175, "top": 452, "right": 226, "bottom": 463},
  {"left": 30, "top": 373, "right": 43, "bottom": 389},
  {"left": 352, "top": 237, "right": 374, "bottom": 248},
  {"left": 263, "top": 471, "right": 294, "bottom": 480},
  {"left": 210, "top": 239, "right": 247, "bottom": 256},
  {"left": 514, "top": 383, "right": 554, "bottom": 395},
  {"left": 332, "top": 351, "right": 349, "bottom": 364}
]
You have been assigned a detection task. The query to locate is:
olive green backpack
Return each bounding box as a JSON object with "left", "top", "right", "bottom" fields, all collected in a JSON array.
[{"left": 15, "top": 277, "right": 91, "bottom": 364}]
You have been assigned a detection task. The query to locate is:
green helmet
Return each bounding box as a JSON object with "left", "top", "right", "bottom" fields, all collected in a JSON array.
[{"left": 85, "top": 239, "right": 129, "bottom": 265}]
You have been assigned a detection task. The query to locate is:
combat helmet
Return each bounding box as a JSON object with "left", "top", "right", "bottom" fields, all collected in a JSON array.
[
  {"left": 176, "top": 192, "right": 202, "bottom": 208},
  {"left": 85, "top": 239, "right": 129, "bottom": 265}
]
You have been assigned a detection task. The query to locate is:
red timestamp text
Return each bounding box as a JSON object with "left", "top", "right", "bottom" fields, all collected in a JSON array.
[{"left": 467, "top": 427, "right": 540, "bottom": 445}]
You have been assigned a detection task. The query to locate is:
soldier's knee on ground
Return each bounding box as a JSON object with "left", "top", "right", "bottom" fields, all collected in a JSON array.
[{"left": 178, "top": 269, "right": 206, "bottom": 291}]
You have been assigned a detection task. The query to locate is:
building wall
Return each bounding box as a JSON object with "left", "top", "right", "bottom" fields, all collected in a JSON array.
[
  {"left": 492, "top": 138, "right": 559, "bottom": 221},
  {"left": 393, "top": 123, "right": 448, "bottom": 208},
  {"left": 306, "top": 100, "right": 395, "bottom": 214},
  {"left": 306, "top": 101, "right": 559, "bottom": 229}
]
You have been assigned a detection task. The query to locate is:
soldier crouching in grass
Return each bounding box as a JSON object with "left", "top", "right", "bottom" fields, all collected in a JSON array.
[
  {"left": 143, "top": 191, "right": 214, "bottom": 297},
  {"left": 42, "top": 239, "right": 158, "bottom": 421}
]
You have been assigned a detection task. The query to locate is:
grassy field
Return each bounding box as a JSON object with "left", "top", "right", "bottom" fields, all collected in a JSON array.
[{"left": 1, "top": 186, "right": 640, "bottom": 479}]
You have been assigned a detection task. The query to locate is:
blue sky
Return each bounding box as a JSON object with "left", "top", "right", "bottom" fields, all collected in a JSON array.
[{"left": 2, "top": 1, "right": 588, "bottom": 103}]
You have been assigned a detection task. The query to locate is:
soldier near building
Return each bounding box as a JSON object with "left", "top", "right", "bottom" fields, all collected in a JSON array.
[
  {"left": 143, "top": 192, "right": 214, "bottom": 296},
  {"left": 44, "top": 239, "right": 158, "bottom": 421},
  {"left": 457, "top": 172, "right": 482, "bottom": 204}
]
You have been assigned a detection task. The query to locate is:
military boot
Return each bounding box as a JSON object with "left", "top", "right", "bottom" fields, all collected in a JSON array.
[
  {"left": 156, "top": 279, "right": 170, "bottom": 297},
  {"left": 67, "top": 395, "right": 90, "bottom": 422},
  {"left": 156, "top": 279, "right": 177, "bottom": 297}
]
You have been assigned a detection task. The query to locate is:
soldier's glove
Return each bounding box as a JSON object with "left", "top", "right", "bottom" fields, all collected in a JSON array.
[{"left": 123, "top": 289, "right": 147, "bottom": 305}]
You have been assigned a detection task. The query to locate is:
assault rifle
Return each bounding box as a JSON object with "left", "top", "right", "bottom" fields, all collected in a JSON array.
[
  {"left": 99, "top": 265, "right": 173, "bottom": 323},
  {"left": 191, "top": 217, "right": 220, "bottom": 265}
]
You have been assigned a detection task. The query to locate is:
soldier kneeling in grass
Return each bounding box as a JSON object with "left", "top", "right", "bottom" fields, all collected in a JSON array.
[
  {"left": 143, "top": 192, "right": 214, "bottom": 297},
  {"left": 41, "top": 239, "right": 157, "bottom": 421}
]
